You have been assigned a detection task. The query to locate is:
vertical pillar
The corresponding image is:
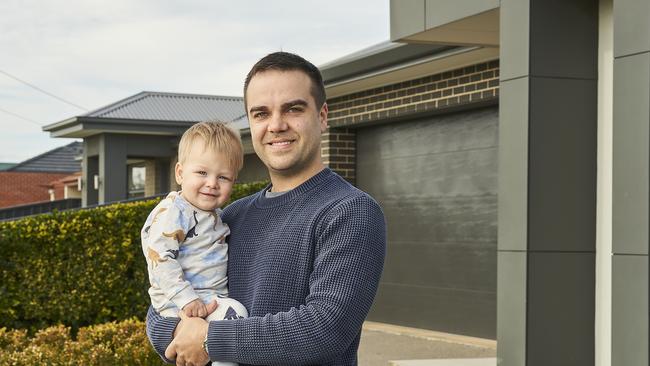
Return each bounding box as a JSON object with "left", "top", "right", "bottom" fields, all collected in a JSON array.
[
  {"left": 612, "top": 0, "right": 650, "bottom": 365},
  {"left": 82, "top": 155, "right": 98, "bottom": 206},
  {"left": 82, "top": 137, "right": 99, "bottom": 207},
  {"left": 99, "top": 134, "right": 127, "bottom": 204},
  {"left": 498, "top": 1, "right": 598, "bottom": 365}
]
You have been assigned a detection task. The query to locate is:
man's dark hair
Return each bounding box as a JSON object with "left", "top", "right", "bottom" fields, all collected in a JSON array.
[{"left": 244, "top": 51, "right": 326, "bottom": 109}]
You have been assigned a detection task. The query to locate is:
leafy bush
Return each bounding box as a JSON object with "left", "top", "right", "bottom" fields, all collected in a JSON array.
[
  {"left": 0, "top": 318, "right": 162, "bottom": 365},
  {"left": 0, "top": 181, "right": 268, "bottom": 331}
]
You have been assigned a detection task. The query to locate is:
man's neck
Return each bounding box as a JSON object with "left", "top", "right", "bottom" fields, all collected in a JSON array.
[{"left": 269, "top": 164, "right": 325, "bottom": 192}]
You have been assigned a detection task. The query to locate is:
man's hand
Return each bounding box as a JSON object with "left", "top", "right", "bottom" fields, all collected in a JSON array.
[
  {"left": 182, "top": 299, "right": 209, "bottom": 318},
  {"left": 165, "top": 301, "right": 218, "bottom": 365}
]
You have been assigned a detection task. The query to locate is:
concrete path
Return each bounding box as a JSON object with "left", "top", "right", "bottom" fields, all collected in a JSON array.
[{"left": 358, "top": 322, "right": 497, "bottom": 366}]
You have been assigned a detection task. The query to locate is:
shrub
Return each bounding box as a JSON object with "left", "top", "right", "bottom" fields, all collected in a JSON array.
[
  {"left": 0, "top": 181, "right": 268, "bottom": 331},
  {"left": 0, "top": 318, "right": 162, "bottom": 365}
]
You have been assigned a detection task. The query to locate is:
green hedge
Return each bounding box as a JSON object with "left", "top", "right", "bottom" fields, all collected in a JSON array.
[
  {"left": 0, "top": 318, "right": 161, "bottom": 365},
  {"left": 0, "top": 181, "right": 268, "bottom": 331}
]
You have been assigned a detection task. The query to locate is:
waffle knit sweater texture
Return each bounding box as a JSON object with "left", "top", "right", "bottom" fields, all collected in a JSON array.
[{"left": 146, "top": 168, "right": 386, "bottom": 365}]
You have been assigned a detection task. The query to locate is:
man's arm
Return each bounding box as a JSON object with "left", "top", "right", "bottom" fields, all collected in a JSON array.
[
  {"left": 169, "top": 194, "right": 386, "bottom": 365},
  {"left": 146, "top": 306, "right": 180, "bottom": 364}
]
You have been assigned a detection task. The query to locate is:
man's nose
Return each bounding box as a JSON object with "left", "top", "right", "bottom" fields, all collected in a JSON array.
[{"left": 268, "top": 113, "right": 288, "bottom": 133}]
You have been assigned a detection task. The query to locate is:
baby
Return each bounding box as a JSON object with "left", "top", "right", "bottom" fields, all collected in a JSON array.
[{"left": 141, "top": 121, "right": 247, "bottom": 366}]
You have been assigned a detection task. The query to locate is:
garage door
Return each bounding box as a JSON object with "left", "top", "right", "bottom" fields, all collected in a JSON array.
[{"left": 358, "top": 106, "right": 498, "bottom": 339}]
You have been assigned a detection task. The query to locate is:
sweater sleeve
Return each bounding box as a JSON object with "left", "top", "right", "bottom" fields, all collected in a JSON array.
[
  {"left": 144, "top": 203, "right": 198, "bottom": 311},
  {"left": 207, "top": 194, "right": 386, "bottom": 365},
  {"left": 146, "top": 305, "right": 180, "bottom": 364}
]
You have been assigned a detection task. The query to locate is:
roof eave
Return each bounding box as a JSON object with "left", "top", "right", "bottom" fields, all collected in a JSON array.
[{"left": 44, "top": 116, "right": 199, "bottom": 138}]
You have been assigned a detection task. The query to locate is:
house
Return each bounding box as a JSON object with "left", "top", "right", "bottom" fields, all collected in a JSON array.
[
  {"left": 359, "top": 1, "right": 642, "bottom": 365},
  {"left": 42, "top": 91, "right": 268, "bottom": 207},
  {"left": 0, "top": 141, "right": 82, "bottom": 208},
  {"left": 40, "top": 1, "right": 647, "bottom": 362}
]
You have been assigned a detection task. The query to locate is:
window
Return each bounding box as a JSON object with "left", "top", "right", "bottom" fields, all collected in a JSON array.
[{"left": 127, "top": 164, "right": 146, "bottom": 198}]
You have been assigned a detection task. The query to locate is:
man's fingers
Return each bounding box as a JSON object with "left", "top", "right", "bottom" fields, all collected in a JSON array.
[
  {"left": 205, "top": 300, "right": 219, "bottom": 315},
  {"left": 164, "top": 339, "right": 177, "bottom": 360}
]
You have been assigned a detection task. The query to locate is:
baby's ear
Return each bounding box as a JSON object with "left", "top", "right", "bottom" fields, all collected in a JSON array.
[{"left": 174, "top": 162, "right": 184, "bottom": 185}]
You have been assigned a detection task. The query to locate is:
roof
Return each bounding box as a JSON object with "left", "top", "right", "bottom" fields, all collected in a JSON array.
[
  {"left": 0, "top": 163, "right": 16, "bottom": 171},
  {"left": 319, "top": 41, "right": 453, "bottom": 85},
  {"left": 43, "top": 91, "right": 247, "bottom": 138},
  {"left": 9, "top": 141, "right": 82, "bottom": 173},
  {"left": 84, "top": 91, "right": 246, "bottom": 122}
]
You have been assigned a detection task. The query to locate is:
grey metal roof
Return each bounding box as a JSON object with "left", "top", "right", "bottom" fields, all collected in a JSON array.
[
  {"left": 229, "top": 113, "right": 249, "bottom": 131},
  {"left": 83, "top": 91, "right": 246, "bottom": 123},
  {"left": 9, "top": 141, "right": 82, "bottom": 173}
]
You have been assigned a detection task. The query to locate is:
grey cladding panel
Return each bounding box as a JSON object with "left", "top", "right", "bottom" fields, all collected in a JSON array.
[
  {"left": 425, "top": 0, "right": 499, "bottom": 29},
  {"left": 528, "top": 77, "right": 597, "bottom": 252},
  {"left": 358, "top": 106, "right": 498, "bottom": 338},
  {"left": 614, "top": 0, "right": 650, "bottom": 57},
  {"left": 613, "top": 54, "right": 650, "bottom": 255},
  {"left": 529, "top": 0, "right": 598, "bottom": 79},
  {"left": 527, "top": 252, "right": 595, "bottom": 366},
  {"left": 612, "top": 255, "right": 649, "bottom": 366},
  {"left": 390, "top": 0, "right": 425, "bottom": 41}
]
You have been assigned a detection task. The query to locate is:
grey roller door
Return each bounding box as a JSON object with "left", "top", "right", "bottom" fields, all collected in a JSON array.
[{"left": 358, "top": 106, "right": 498, "bottom": 339}]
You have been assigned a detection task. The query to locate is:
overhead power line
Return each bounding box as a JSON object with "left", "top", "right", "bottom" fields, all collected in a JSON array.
[
  {"left": 0, "top": 69, "right": 89, "bottom": 111},
  {"left": 0, "top": 106, "right": 43, "bottom": 127}
]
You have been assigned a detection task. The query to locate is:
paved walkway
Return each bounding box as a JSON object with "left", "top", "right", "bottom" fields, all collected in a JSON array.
[{"left": 358, "top": 322, "right": 497, "bottom": 366}]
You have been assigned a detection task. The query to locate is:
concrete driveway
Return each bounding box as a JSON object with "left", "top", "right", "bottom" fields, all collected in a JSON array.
[{"left": 358, "top": 322, "right": 497, "bottom": 366}]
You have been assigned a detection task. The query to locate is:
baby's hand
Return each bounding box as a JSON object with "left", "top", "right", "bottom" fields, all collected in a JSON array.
[{"left": 182, "top": 299, "right": 209, "bottom": 318}]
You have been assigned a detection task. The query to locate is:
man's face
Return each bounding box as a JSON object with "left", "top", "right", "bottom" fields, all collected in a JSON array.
[
  {"left": 175, "top": 139, "right": 235, "bottom": 211},
  {"left": 246, "top": 69, "right": 328, "bottom": 180}
]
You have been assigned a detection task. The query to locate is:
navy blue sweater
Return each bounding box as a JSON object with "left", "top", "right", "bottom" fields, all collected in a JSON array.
[{"left": 146, "top": 168, "right": 386, "bottom": 365}]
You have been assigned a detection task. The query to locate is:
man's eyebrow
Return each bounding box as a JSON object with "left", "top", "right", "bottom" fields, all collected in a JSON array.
[
  {"left": 248, "top": 105, "right": 268, "bottom": 114},
  {"left": 281, "top": 99, "right": 308, "bottom": 110}
]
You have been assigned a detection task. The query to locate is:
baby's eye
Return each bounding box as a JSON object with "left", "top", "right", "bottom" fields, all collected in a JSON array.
[
  {"left": 218, "top": 176, "right": 233, "bottom": 182},
  {"left": 196, "top": 171, "right": 207, "bottom": 176}
]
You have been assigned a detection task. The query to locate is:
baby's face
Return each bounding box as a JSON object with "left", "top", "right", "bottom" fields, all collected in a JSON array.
[{"left": 175, "top": 140, "right": 236, "bottom": 211}]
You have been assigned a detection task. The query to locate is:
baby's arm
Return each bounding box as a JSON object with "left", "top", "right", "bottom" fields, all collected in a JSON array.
[{"left": 143, "top": 204, "right": 199, "bottom": 312}]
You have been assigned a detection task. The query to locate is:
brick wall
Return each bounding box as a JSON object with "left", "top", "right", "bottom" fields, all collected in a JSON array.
[
  {"left": 321, "top": 128, "right": 356, "bottom": 184},
  {"left": 0, "top": 172, "right": 71, "bottom": 208},
  {"left": 323, "top": 60, "right": 499, "bottom": 184}
]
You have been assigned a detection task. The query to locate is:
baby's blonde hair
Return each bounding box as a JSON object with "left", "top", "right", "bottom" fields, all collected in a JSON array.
[{"left": 177, "top": 121, "right": 244, "bottom": 173}]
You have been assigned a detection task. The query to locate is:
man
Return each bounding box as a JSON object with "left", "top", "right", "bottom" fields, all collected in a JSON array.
[{"left": 146, "top": 51, "right": 386, "bottom": 366}]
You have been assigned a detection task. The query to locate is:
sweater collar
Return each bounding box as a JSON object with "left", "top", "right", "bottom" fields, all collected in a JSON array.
[{"left": 255, "top": 168, "right": 334, "bottom": 208}]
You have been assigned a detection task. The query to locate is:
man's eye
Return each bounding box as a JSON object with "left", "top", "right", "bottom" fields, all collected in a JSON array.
[
  {"left": 288, "top": 106, "right": 303, "bottom": 113},
  {"left": 253, "top": 112, "right": 268, "bottom": 119}
]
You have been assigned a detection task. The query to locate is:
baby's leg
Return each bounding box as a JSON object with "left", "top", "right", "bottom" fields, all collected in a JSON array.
[{"left": 205, "top": 297, "right": 248, "bottom": 366}]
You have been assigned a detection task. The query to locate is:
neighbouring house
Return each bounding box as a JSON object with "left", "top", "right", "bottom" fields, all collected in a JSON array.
[
  {"left": 42, "top": 91, "right": 268, "bottom": 207},
  {"left": 47, "top": 172, "right": 82, "bottom": 201},
  {"left": 0, "top": 141, "right": 82, "bottom": 208}
]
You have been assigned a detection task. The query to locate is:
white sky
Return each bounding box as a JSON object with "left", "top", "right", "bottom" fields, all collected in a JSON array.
[{"left": 0, "top": 0, "right": 389, "bottom": 163}]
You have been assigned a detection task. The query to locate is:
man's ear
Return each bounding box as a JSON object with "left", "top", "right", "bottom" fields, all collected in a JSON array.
[
  {"left": 319, "top": 103, "right": 329, "bottom": 132},
  {"left": 174, "top": 162, "right": 183, "bottom": 185}
]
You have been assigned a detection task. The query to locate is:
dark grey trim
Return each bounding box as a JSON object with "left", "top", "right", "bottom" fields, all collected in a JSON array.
[{"left": 320, "top": 41, "right": 455, "bottom": 85}]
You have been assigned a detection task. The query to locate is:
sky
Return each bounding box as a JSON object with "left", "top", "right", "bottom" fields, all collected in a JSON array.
[{"left": 0, "top": 0, "right": 390, "bottom": 163}]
